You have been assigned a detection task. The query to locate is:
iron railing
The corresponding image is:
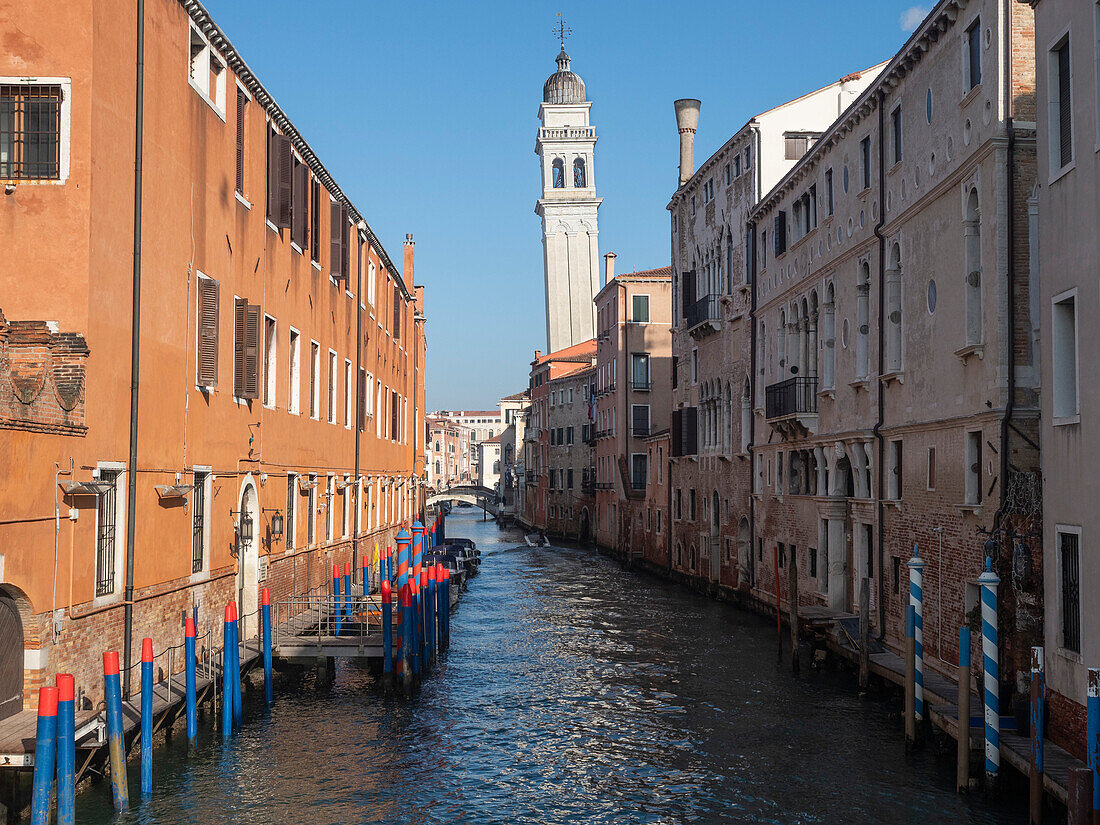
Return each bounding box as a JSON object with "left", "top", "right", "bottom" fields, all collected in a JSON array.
[
  {"left": 685, "top": 294, "right": 721, "bottom": 329},
  {"left": 765, "top": 376, "right": 818, "bottom": 419}
]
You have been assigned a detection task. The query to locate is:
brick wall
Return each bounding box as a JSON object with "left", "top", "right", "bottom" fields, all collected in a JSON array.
[
  {"left": 1046, "top": 687, "right": 1086, "bottom": 761},
  {"left": 0, "top": 311, "right": 88, "bottom": 435}
]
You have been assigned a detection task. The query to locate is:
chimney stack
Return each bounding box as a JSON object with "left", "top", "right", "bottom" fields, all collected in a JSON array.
[
  {"left": 404, "top": 233, "right": 415, "bottom": 286},
  {"left": 604, "top": 251, "right": 616, "bottom": 284},
  {"left": 674, "top": 99, "right": 701, "bottom": 187}
]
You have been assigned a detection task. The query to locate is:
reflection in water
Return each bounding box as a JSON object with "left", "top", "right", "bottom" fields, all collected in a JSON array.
[{"left": 75, "top": 511, "right": 1025, "bottom": 824}]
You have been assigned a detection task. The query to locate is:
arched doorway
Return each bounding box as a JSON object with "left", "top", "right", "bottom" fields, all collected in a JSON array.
[
  {"left": 710, "top": 490, "right": 720, "bottom": 582},
  {"left": 0, "top": 589, "right": 25, "bottom": 721},
  {"left": 578, "top": 508, "right": 590, "bottom": 543},
  {"left": 237, "top": 477, "right": 260, "bottom": 640}
]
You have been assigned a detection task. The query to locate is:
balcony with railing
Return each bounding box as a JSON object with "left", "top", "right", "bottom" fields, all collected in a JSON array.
[
  {"left": 631, "top": 378, "right": 652, "bottom": 392},
  {"left": 685, "top": 294, "right": 721, "bottom": 337},
  {"left": 764, "top": 376, "right": 819, "bottom": 435}
]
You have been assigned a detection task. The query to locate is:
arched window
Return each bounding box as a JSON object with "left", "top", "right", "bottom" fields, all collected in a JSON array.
[
  {"left": 965, "top": 189, "right": 982, "bottom": 345},
  {"left": 823, "top": 284, "right": 836, "bottom": 389},
  {"left": 886, "top": 244, "right": 903, "bottom": 372},
  {"left": 740, "top": 379, "right": 751, "bottom": 452},
  {"left": 857, "top": 262, "right": 870, "bottom": 379},
  {"left": 777, "top": 310, "right": 787, "bottom": 374},
  {"left": 552, "top": 158, "right": 564, "bottom": 188},
  {"left": 573, "top": 157, "right": 586, "bottom": 188}
]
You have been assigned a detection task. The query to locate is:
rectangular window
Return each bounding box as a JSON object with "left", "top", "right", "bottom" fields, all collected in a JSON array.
[
  {"left": 567, "top": 468, "right": 574, "bottom": 490},
  {"left": 825, "top": 168, "right": 834, "bottom": 216},
  {"left": 734, "top": 154, "right": 742, "bottom": 177},
  {"left": 191, "top": 471, "right": 207, "bottom": 573},
  {"left": 1059, "top": 528, "right": 1081, "bottom": 652},
  {"left": 95, "top": 470, "right": 120, "bottom": 596},
  {"left": 291, "top": 158, "right": 308, "bottom": 248},
  {"left": 344, "top": 359, "right": 353, "bottom": 428},
  {"left": 809, "top": 546, "right": 818, "bottom": 578},
  {"left": 266, "top": 127, "right": 292, "bottom": 228},
  {"left": 689, "top": 489, "right": 696, "bottom": 520},
  {"left": 330, "top": 201, "right": 349, "bottom": 279},
  {"left": 566, "top": 426, "right": 574, "bottom": 445},
  {"left": 307, "top": 473, "right": 316, "bottom": 546},
  {"left": 288, "top": 329, "right": 300, "bottom": 414},
  {"left": 1050, "top": 36, "right": 1073, "bottom": 172},
  {"left": 309, "top": 341, "right": 320, "bottom": 419},
  {"left": 341, "top": 478, "right": 348, "bottom": 537},
  {"left": 326, "top": 475, "right": 334, "bottom": 541},
  {"left": 784, "top": 135, "right": 809, "bottom": 160},
  {"left": 263, "top": 315, "right": 276, "bottom": 407},
  {"left": 196, "top": 276, "right": 219, "bottom": 388},
  {"left": 632, "top": 353, "right": 651, "bottom": 390},
  {"left": 675, "top": 489, "right": 682, "bottom": 520},
  {"left": 966, "top": 18, "right": 982, "bottom": 92},
  {"left": 1052, "top": 291, "right": 1079, "bottom": 419},
  {"left": 888, "top": 440, "right": 903, "bottom": 499},
  {"left": 632, "top": 294, "right": 650, "bottom": 323},
  {"left": 778, "top": 541, "right": 786, "bottom": 569},
  {"left": 327, "top": 350, "right": 337, "bottom": 423},
  {"left": 927, "top": 446, "right": 936, "bottom": 490},
  {"left": 724, "top": 163, "right": 731, "bottom": 184},
  {"left": 285, "top": 473, "right": 296, "bottom": 550},
  {"left": 632, "top": 404, "right": 650, "bottom": 437},
  {"left": 393, "top": 285, "right": 402, "bottom": 340},
  {"left": 391, "top": 390, "right": 399, "bottom": 441},
  {"left": 233, "top": 298, "right": 260, "bottom": 399},
  {"left": 744, "top": 145, "right": 752, "bottom": 169},
  {"left": 631, "top": 453, "right": 647, "bottom": 490},
  {"left": 188, "top": 25, "right": 226, "bottom": 112},
  {"left": 891, "top": 105, "right": 902, "bottom": 164},
  {"left": 892, "top": 556, "right": 901, "bottom": 595},
  {"left": 860, "top": 136, "right": 871, "bottom": 190},
  {"left": 310, "top": 179, "right": 321, "bottom": 262},
  {"left": 235, "top": 87, "right": 247, "bottom": 195},
  {"left": 0, "top": 83, "right": 63, "bottom": 180},
  {"left": 864, "top": 524, "right": 874, "bottom": 578},
  {"left": 965, "top": 431, "right": 983, "bottom": 505}
]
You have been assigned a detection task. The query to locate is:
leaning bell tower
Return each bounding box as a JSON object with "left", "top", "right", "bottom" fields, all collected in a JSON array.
[{"left": 535, "top": 24, "right": 602, "bottom": 352}]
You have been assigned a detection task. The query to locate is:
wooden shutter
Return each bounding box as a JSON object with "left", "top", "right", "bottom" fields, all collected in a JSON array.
[
  {"left": 233, "top": 297, "right": 247, "bottom": 396},
  {"left": 197, "top": 277, "right": 219, "bottom": 387},
  {"left": 682, "top": 406, "right": 698, "bottom": 456},
  {"left": 357, "top": 368, "right": 366, "bottom": 430},
  {"left": 774, "top": 211, "right": 786, "bottom": 255},
  {"left": 243, "top": 303, "right": 261, "bottom": 399},
  {"left": 310, "top": 181, "right": 321, "bottom": 260},
  {"left": 235, "top": 89, "right": 246, "bottom": 195},
  {"left": 266, "top": 129, "right": 277, "bottom": 219},
  {"left": 330, "top": 201, "right": 345, "bottom": 277},
  {"left": 291, "top": 163, "right": 308, "bottom": 247},
  {"left": 681, "top": 270, "right": 696, "bottom": 319},
  {"left": 276, "top": 137, "right": 292, "bottom": 228},
  {"left": 393, "top": 285, "right": 401, "bottom": 339},
  {"left": 341, "top": 205, "right": 350, "bottom": 277},
  {"left": 671, "top": 409, "right": 682, "bottom": 456}
]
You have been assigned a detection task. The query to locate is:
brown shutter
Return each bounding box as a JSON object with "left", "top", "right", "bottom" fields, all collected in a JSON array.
[
  {"left": 683, "top": 406, "right": 699, "bottom": 455},
  {"left": 275, "top": 136, "right": 292, "bottom": 228},
  {"left": 330, "top": 201, "right": 346, "bottom": 278},
  {"left": 197, "top": 277, "right": 219, "bottom": 387},
  {"left": 235, "top": 90, "right": 246, "bottom": 195},
  {"left": 292, "top": 163, "right": 308, "bottom": 247},
  {"left": 671, "top": 409, "right": 682, "bottom": 456},
  {"left": 310, "top": 181, "right": 321, "bottom": 261},
  {"left": 392, "top": 285, "right": 401, "bottom": 340},
  {"left": 266, "top": 129, "right": 277, "bottom": 219},
  {"left": 357, "top": 368, "right": 366, "bottom": 430},
  {"left": 244, "top": 302, "right": 261, "bottom": 399},
  {"left": 341, "top": 205, "right": 350, "bottom": 277},
  {"left": 233, "top": 297, "right": 247, "bottom": 396}
]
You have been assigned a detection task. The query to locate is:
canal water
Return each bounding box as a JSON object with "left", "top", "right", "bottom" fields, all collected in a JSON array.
[{"left": 75, "top": 509, "right": 1026, "bottom": 824}]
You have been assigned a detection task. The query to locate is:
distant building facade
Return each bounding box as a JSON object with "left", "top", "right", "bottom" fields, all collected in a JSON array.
[{"left": 426, "top": 416, "right": 471, "bottom": 489}]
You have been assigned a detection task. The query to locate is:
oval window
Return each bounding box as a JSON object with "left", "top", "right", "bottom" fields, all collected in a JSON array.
[
  {"left": 842, "top": 318, "right": 850, "bottom": 348},
  {"left": 927, "top": 279, "right": 938, "bottom": 314},
  {"left": 926, "top": 88, "right": 933, "bottom": 123},
  {"left": 843, "top": 165, "right": 850, "bottom": 193}
]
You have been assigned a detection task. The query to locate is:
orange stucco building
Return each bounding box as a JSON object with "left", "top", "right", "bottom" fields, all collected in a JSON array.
[{"left": 0, "top": 0, "right": 427, "bottom": 714}]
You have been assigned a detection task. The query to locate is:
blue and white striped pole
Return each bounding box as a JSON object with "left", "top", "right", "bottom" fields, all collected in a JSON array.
[
  {"left": 908, "top": 544, "right": 926, "bottom": 722},
  {"left": 979, "top": 558, "right": 1001, "bottom": 785}
]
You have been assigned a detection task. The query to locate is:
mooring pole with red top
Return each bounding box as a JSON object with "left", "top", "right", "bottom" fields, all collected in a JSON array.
[
  {"left": 438, "top": 563, "right": 449, "bottom": 650},
  {"left": 409, "top": 573, "right": 421, "bottom": 681},
  {"left": 56, "top": 673, "right": 75, "bottom": 825},
  {"left": 103, "top": 651, "right": 129, "bottom": 808},
  {"left": 221, "top": 605, "right": 233, "bottom": 738},
  {"left": 140, "top": 638, "right": 153, "bottom": 795},
  {"left": 229, "top": 602, "right": 242, "bottom": 727},
  {"left": 424, "top": 567, "right": 435, "bottom": 669},
  {"left": 381, "top": 578, "right": 394, "bottom": 691},
  {"left": 400, "top": 584, "right": 413, "bottom": 696},
  {"left": 343, "top": 562, "right": 352, "bottom": 625},
  {"left": 185, "top": 615, "right": 197, "bottom": 741},
  {"left": 333, "top": 564, "right": 343, "bottom": 637},
  {"left": 30, "top": 686, "right": 58, "bottom": 825},
  {"left": 262, "top": 587, "right": 273, "bottom": 704}
]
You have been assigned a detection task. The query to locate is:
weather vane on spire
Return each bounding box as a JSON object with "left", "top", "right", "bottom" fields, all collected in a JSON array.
[{"left": 554, "top": 14, "right": 572, "bottom": 49}]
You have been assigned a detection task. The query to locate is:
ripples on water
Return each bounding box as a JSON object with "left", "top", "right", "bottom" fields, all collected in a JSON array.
[{"left": 75, "top": 512, "right": 1026, "bottom": 825}]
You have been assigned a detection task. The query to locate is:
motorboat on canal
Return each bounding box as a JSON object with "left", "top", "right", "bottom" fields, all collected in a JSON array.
[
  {"left": 423, "top": 549, "right": 466, "bottom": 592},
  {"left": 440, "top": 539, "right": 480, "bottom": 576},
  {"left": 524, "top": 533, "right": 549, "bottom": 547}
]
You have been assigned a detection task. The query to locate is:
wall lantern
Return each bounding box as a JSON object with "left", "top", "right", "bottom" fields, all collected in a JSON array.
[
  {"left": 231, "top": 510, "right": 254, "bottom": 546},
  {"left": 264, "top": 508, "right": 284, "bottom": 540}
]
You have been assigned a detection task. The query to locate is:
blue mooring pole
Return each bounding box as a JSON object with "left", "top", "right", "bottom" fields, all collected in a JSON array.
[
  {"left": 1030, "top": 646, "right": 1044, "bottom": 825},
  {"left": 221, "top": 605, "right": 233, "bottom": 738},
  {"left": 381, "top": 579, "right": 393, "bottom": 688},
  {"left": 1088, "top": 668, "right": 1100, "bottom": 820},
  {"left": 262, "top": 587, "right": 273, "bottom": 705},
  {"left": 344, "top": 562, "right": 352, "bottom": 626},
  {"left": 185, "top": 616, "right": 197, "bottom": 741},
  {"left": 140, "top": 638, "right": 153, "bottom": 796},
  {"left": 979, "top": 559, "right": 1001, "bottom": 786},
  {"left": 30, "top": 686, "right": 58, "bottom": 825},
  {"left": 333, "top": 564, "right": 343, "bottom": 637},
  {"left": 103, "top": 651, "right": 129, "bottom": 809},
  {"left": 426, "top": 567, "right": 436, "bottom": 667},
  {"left": 230, "top": 602, "right": 242, "bottom": 728},
  {"left": 56, "top": 673, "right": 75, "bottom": 825}
]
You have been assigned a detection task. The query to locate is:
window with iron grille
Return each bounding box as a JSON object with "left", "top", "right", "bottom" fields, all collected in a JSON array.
[
  {"left": 0, "top": 85, "right": 62, "bottom": 180},
  {"left": 192, "top": 471, "right": 207, "bottom": 573},
  {"left": 285, "top": 473, "right": 296, "bottom": 550},
  {"left": 1060, "top": 530, "right": 1081, "bottom": 653},
  {"left": 95, "top": 470, "right": 119, "bottom": 596}
]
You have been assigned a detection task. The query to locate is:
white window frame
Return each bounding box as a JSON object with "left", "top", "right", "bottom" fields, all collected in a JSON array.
[
  {"left": 631, "top": 293, "right": 651, "bottom": 324},
  {"left": 327, "top": 349, "right": 337, "bottom": 424},
  {"left": 190, "top": 466, "right": 213, "bottom": 580},
  {"left": 1051, "top": 287, "right": 1080, "bottom": 424},
  {"left": 1047, "top": 27, "right": 1075, "bottom": 182},
  {"left": 92, "top": 461, "right": 127, "bottom": 606},
  {"left": 187, "top": 23, "right": 227, "bottom": 121},
  {"left": 0, "top": 76, "right": 73, "bottom": 184},
  {"left": 263, "top": 314, "right": 277, "bottom": 409},
  {"left": 1055, "top": 524, "right": 1083, "bottom": 658},
  {"left": 309, "top": 340, "right": 321, "bottom": 420},
  {"left": 325, "top": 473, "right": 335, "bottom": 541},
  {"left": 344, "top": 358, "right": 353, "bottom": 429},
  {"left": 288, "top": 327, "right": 300, "bottom": 415}
]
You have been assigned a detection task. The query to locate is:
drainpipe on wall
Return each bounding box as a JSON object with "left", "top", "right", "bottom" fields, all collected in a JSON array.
[
  {"left": 122, "top": 0, "right": 146, "bottom": 699},
  {"left": 747, "top": 218, "right": 758, "bottom": 590},
  {"left": 353, "top": 225, "right": 363, "bottom": 574},
  {"left": 872, "top": 90, "right": 887, "bottom": 641}
]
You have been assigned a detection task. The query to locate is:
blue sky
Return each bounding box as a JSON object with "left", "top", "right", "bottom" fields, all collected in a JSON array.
[{"left": 202, "top": 0, "right": 930, "bottom": 410}]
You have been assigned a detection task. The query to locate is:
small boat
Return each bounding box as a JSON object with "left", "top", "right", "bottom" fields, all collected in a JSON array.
[
  {"left": 524, "top": 533, "right": 549, "bottom": 547},
  {"left": 423, "top": 550, "right": 466, "bottom": 590}
]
